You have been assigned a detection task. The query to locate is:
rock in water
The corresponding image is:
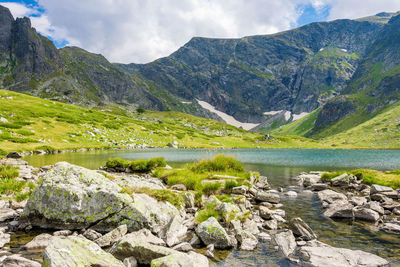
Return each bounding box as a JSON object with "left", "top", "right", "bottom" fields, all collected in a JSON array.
[
  {"left": 43, "top": 236, "right": 124, "bottom": 267},
  {"left": 255, "top": 191, "right": 280, "bottom": 203},
  {"left": 274, "top": 230, "right": 296, "bottom": 257},
  {"left": 150, "top": 251, "right": 209, "bottom": 267},
  {"left": 236, "top": 230, "right": 258, "bottom": 251},
  {"left": 317, "top": 189, "right": 347, "bottom": 204},
  {"left": 24, "top": 233, "right": 54, "bottom": 251},
  {"left": 196, "top": 217, "right": 232, "bottom": 249},
  {"left": 22, "top": 162, "right": 179, "bottom": 233},
  {"left": 299, "top": 240, "right": 389, "bottom": 267},
  {"left": 288, "top": 217, "right": 317, "bottom": 241}
]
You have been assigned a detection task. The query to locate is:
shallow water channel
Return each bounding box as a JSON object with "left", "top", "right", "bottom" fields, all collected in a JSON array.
[{"left": 16, "top": 148, "right": 400, "bottom": 266}]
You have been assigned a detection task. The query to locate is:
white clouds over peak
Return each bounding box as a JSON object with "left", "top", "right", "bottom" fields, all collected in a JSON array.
[{"left": 3, "top": 0, "right": 400, "bottom": 64}]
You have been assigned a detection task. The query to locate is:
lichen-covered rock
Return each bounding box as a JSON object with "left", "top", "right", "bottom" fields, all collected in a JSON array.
[
  {"left": 0, "top": 231, "right": 10, "bottom": 248},
  {"left": 95, "top": 224, "right": 127, "bottom": 248},
  {"left": 123, "top": 229, "right": 166, "bottom": 246},
  {"left": 110, "top": 236, "right": 177, "bottom": 264},
  {"left": 0, "top": 208, "right": 17, "bottom": 222},
  {"left": 83, "top": 229, "right": 102, "bottom": 241},
  {"left": 324, "top": 203, "right": 354, "bottom": 219},
  {"left": 196, "top": 217, "right": 232, "bottom": 249},
  {"left": 22, "top": 162, "right": 179, "bottom": 233},
  {"left": 43, "top": 236, "right": 124, "bottom": 267},
  {"left": 299, "top": 240, "right": 389, "bottom": 267},
  {"left": 150, "top": 251, "right": 209, "bottom": 267}
]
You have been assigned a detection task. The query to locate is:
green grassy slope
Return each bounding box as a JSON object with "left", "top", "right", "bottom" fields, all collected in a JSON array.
[{"left": 0, "top": 90, "right": 319, "bottom": 153}]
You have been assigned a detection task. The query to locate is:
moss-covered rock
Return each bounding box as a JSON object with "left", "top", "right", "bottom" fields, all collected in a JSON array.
[
  {"left": 43, "top": 236, "right": 124, "bottom": 267},
  {"left": 22, "top": 162, "right": 179, "bottom": 233}
]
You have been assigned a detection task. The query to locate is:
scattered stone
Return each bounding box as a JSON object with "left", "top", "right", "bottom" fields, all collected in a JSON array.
[
  {"left": 171, "top": 184, "right": 187, "bottom": 191},
  {"left": 263, "top": 219, "right": 278, "bottom": 230},
  {"left": 274, "top": 230, "right": 296, "bottom": 258},
  {"left": 232, "top": 185, "right": 248, "bottom": 195},
  {"left": 0, "top": 232, "right": 10, "bottom": 248},
  {"left": 43, "top": 236, "right": 124, "bottom": 267},
  {"left": 324, "top": 203, "right": 354, "bottom": 219},
  {"left": 0, "top": 117, "right": 8, "bottom": 123},
  {"left": 0, "top": 254, "right": 41, "bottom": 267},
  {"left": 0, "top": 208, "right": 17, "bottom": 222},
  {"left": 6, "top": 152, "right": 22, "bottom": 159},
  {"left": 285, "top": 191, "right": 297, "bottom": 197},
  {"left": 311, "top": 183, "right": 328, "bottom": 191},
  {"left": 206, "top": 244, "right": 214, "bottom": 258},
  {"left": 236, "top": 230, "right": 258, "bottom": 251},
  {"left": 95, "top": 224, "right": 127, "bottom": 248},
  {"left": 0, "top": 201, "right": 9, "bottom": 209},
  {"left": 182, "top": 192, "right": 195, "bottom": 209},
  {"left": 53, "top": 230, "right": 73, "bottom": 236},
  {"left": 259, "top": 206, "right": 273, "bottom": 220},
  {"left": 317, "top": 189, "right": 347, "bottom": 204},
  {"left": 121, "top": 229, "right": 165, "bottom": 246},
  {"left": 299, "top": 240, "right": 389, "bottom": 267},
  {"left": 242, "top": 219, "right": 260, "bottom": 235},
  {"left": 288, "top": 217, "right": 317, "bottom": 241},
  {"left": 380, "top": 223, "right": 400, "bottom": 234},
  {"left": 164, "top": 215, "right": 188, "bottom": 247},
  {"left": 172, "top": 242, "right": 193, "bottom": 252},
  {"left": 255, "top": 191, "right": 280, "bottom": 204},
  {"left": 257, "top": 232, "right": 271, "bottom": 242},
  {"left": 370, "top": 184, "right": 394, "bottom": 195},
  {"left": 365, "top": 201, "right": 385, "bottom": 215},
  {"left": 83, "top": 229, "right": 102, "bottom": 241},
  {"left": 196, "top": 217, "right": 232, "bottom": 249},
  {"left": 123, "top": 257, "right": 138, "bottom": 267},
  {"left": 349, "top": 197, "right": 368, "bottom": 207},
  {"left": 151, "top": 251, "right": 209, "bottom": 267},
  {"left": 110, "top": 237, "right": 177, "bottom": 264},
  {"left": 24, "top": 233, "right": 54, "bottom": 251},
  {"left": 353, "top": 207, "right": 380, "bottom": 222}
]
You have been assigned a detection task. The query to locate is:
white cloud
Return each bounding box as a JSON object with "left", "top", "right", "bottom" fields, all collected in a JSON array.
[
  {"left": 0, "top": 2, "right": 38, "bottom": 18},
  {"left": 35, "top": 0, "right": 308, "bottom": 63},
  {"left": 317, "top": 0, "right": 400, "bottom": 20}
]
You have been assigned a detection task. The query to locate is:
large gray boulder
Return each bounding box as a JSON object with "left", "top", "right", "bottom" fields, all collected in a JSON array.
[
  {"left": 380, "top": 223, "right": 400, "bottom": 234},
  {"left": 150, "top": 251, "right": 209, "bottom": 267},
  {"left": 43, "top": 236, "right": 124, "bottom": 267},
  {"left": 353, "top": 207, "right": 380, "bottom": 222},
  {"left": 299, "top": 240, "right": 389, "bottom": 267},
  {"left": 22, "top": 162, "right": 179, "bottom": 233},
  {"left": 196, "top": 217, "right": 232, "bottom": 249},
  {"left": 274, "top": 230, "right": 296, "bottom": 258},
  {"left": 0, "top": 231, "right": 10, "bottom": 248},
  {"left": 288, "top": 217, "right": 317, "bottom": 241},
  {"left": 110, "top": 235, "right": 177, "bottom": 264},
  {"left": 24, "top": 233, "right": 54, "bottom": 251},
  {"left": 370, "top": 184, "right": 394, "bottom": 195},
  {"left": 236, "top": 230, "right": 258, "bottom": 251},
  {"left": 164, "top": 215, "right": 188, "bottom": 247},
  {"left": 324, "top": 203, "right": 354, "bottom": 219}
]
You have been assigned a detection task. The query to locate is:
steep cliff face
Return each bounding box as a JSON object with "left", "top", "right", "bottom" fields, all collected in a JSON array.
[
  {"left": 308, "top": 13, "right": 400, "bottom": 138},
  {"left": 125, "top": 19, "right": 383, "bottom": 123}
]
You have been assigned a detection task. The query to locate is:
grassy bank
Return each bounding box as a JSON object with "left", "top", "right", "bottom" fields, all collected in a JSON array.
[{"left": 0, "top": 90, "right": 322, "bottom": 153}]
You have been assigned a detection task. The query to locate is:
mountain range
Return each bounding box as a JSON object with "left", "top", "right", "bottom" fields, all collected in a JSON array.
[{"left": 0, "top": 5, "right": 399, "bottom": 143}]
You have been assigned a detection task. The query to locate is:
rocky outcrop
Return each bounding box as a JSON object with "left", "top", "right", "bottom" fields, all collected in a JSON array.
[
  {"left": 43, "top": 236, "right": 124, "bottom": 267},
  {"left": 289, "top": 217, "right": 317, "bottom": 241},
  {"left": 274, "top": 230, "right": 296, "bottom": 258},
  {"left": 22, "top": 162, "right": 179, "bottom": 233},
  {"left": 299, "top": 240, "right": 389, "bottom": 267},
  {"left": 150, "top": 251, "right": 209, "bottom": 267},
  {"left": 0, "top": 254, "right": 41, "bottom": 267}
]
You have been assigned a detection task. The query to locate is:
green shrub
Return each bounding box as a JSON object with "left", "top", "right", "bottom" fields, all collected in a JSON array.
[
  {"left": 201, "top": 182, "right": 222, "bottom": 196},
  {"left": 122, "top": 187, "right": 183, "bottom": 208},
  {"left": 196, "top": 202, "right": 219, "bottom": 223},
  {"left": 129, "top": 159, "right": 148, "bottom": 172},
  {"left": 224, "top": 180, "right": 239, "bottom": 192},
  {"left": 0, "top": 166, "right": 19, "bottom": 179},
  {"left": 105, "top": 158, "right": 129, "bottom": 169},
  {"left": 190, "top": 154, "right": 245, "bottom": 173},
  {"left": 137, "top": 107, "right": 145, "bottom": 114},
  {"left": 146, "top": 157, "right": 167, "bottom": 169},
  {"left": 0, "top": 149, "right": 7, "bottom": 156},
  {"left": 15, "top": 192, "right": 30, "bottom": 202}
]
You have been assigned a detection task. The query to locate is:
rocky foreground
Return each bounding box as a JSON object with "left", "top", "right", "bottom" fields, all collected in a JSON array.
[{"left": 0, "top": 158, "right": 396, "bottom": 266}]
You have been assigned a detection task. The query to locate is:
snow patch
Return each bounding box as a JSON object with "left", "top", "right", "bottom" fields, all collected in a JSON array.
[
  {"left": 263, "top": 110, "right": 283, "bottom": 116},
  {"left": 181, "top": 101, "right": 192, "bottom": 104},
  {"left": 284, "top": 111, "right": 291, "bottom": 121},
  {"left": 197, "top": 100, "right": 259, "bottom": 130},
  {"left": 341, "top": 49, "right": 348, "bottom": 53},
  {"left": 292, "top": 112, "right": 309, "bottom": 121}
]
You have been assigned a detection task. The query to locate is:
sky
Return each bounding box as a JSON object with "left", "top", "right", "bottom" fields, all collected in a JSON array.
[{"left": 1, "top": 0, "right": 400, "bottom": 64}]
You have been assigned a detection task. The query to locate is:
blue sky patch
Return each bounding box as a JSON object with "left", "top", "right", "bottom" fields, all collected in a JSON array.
[{"left": 296, "top": 3, "right": 331, "bottom": 27}]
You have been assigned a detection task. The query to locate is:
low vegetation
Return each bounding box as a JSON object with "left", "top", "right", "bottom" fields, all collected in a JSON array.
[
  {"left": 322, "top": 169, "right": 400, "bottom": 189},
  {"left": 121, "top": 187, "right": 184, "bottom": 209},
  {"left": 105, "top": 157, "right": 166, "bottom": 173},
  {"left": 0, "top": 165, "right": 36, "bottom": 201}
]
